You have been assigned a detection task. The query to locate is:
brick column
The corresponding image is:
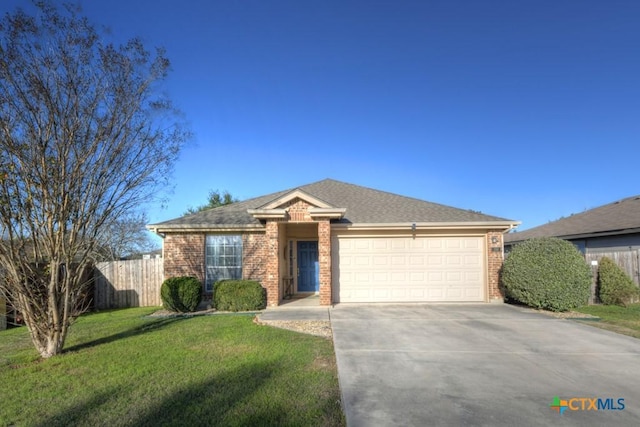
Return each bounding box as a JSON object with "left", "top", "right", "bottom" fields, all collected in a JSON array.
[
  {"left": 487, "top": 231, "right": 504, "bottom": 302},
  {"left": 265, "top": 220, "right": 281, "bottom": 307},
  {"left": 318, "top": 220, "right": 332, "bottom": 305}
]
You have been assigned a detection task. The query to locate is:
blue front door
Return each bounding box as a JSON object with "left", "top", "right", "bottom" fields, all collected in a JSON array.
[{"left": 297, "top": 241, "right": 319, "bottom": 292}]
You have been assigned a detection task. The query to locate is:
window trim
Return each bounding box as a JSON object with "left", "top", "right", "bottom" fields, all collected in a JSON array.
[{"left": 205, "top": 234, "right": 243, "bottom": 292}]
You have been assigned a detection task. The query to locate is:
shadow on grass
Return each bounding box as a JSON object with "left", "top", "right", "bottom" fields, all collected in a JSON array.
[
  {"left": 24, "top": 358, "right": 344, "bottom": 427},
  {"left": 32, "top": 362, "right": 295, "bottom": 427},
  {"left": 33, "top": 387, "right": 120, "bottom": 427},
  {"left": 133, "top": 361, "right": 291, "bottom": 426},
  {"left": 64, "top": 316, "right": 187, "bottom": 354}
]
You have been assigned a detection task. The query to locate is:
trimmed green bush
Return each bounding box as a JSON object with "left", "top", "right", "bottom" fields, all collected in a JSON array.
[
  {"left": 597, "top": 257, "right": 639, "bottom": 306},
  {"left": 501, "top": 237, "right": 592, "bottom": 311},
  {"left": 160, "top": 276, "right": 202, "bottom": 313},
  {"left": 213, "top": 280, "right": 266, "bottom": 312}
]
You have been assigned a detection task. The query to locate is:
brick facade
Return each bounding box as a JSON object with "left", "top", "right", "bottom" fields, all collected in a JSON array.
[
  {"left": 163, "top": 232, "right": 268, "bottom": 295},
  {"left": 163, "top": 233, "right": 205, "bottom": 283},
  {"left": 242, "top": 232, "right": 267, "bottom": 282},
  {"left": 161, "top": 201, "right": 507, "bottom": 306},
  {"left": 486, "top": 231, "right": 505, "bottom": 302},
  {"left": 285, "top": 199, "right": 313, "bottom": 222}
]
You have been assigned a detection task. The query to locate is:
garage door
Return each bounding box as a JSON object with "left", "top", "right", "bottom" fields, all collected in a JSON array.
[{"left": 332, "top": 236, "right": 485, "bottom": 303}]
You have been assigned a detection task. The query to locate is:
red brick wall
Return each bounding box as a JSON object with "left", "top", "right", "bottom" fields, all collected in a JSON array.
[
  {"left": 285, "top": 198, "right": 313, "bottom": 222},
  {"left": 243, "top": 232, "right": 266, "bottom": 282},
  {"left": 164, "top": 232, "right": 268, "bottom": 293},
  {"left": 486, "top": 231, "right": 505, "bottom": 301},
  {"left": 163, "top": 233, "right": 205, "bottom": 283},
  {"left": 264, "top": 221, "right": 281, "bottom": 306}
]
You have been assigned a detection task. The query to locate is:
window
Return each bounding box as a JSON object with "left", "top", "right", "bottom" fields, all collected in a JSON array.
[{"left": 205, "top": 235, "right": 242, "bottom": 292}]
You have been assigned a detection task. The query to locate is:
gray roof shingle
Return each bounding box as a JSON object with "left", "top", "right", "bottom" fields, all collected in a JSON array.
[
  {"left": 149, "top": 178, "right": 515, "bottom": 230},
  {"left": 505, "top": 195, "right": 640, "bottom": 244}
]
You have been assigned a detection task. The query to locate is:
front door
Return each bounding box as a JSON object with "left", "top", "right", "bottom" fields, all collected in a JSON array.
[{"left": 297, "top": 241, "right": 319, "bottom": 292}]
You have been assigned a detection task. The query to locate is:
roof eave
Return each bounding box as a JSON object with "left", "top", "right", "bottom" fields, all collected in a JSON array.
[
  {"left": 146, "top": 223, "right": 264, "bottom": 234},
  {"left": 309, "top": 207, "right": 346, "bottom": 219},
  {"left": 506, "top": 227, "right": 640, "bottom": 245},
  {"left": 247, "top": 209, "right": 287, "bottom": 219},
  {"left": 332, "top": 221, "right": 520, "bottom": 231}
]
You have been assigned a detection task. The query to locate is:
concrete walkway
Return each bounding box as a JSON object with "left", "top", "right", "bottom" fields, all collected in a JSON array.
[
  {"left": 330, "top": 303, "right": 640, "bottom": 427},
  {"left": 258, "top": 294, "right": 330, "bottom": 321},
  {"left": 258, "top": 306, "right": 330, "bottom": 321}
]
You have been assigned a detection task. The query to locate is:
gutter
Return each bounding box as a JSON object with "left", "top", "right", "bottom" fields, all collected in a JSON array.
[
  {"left": 145, "top": 223, "right": 265, "bottom": 234},
  {"left": 146, "top": 226, "right": 165, "bottom": 239},
  {"left": 331, "top": 221, "right": 521, "bottom": 231}
]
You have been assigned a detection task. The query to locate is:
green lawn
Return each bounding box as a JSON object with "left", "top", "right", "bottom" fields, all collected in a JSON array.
[
  {"left": 573, "top": 303, "right": 640, "bottom": 339},
  {"left": 0, "top": 308, "right": 345, "bottom": 427}
]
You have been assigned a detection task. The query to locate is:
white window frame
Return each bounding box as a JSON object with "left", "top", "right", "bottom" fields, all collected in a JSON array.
[{"left": 205, "top": 235, "right": 243, "bottom": 292}]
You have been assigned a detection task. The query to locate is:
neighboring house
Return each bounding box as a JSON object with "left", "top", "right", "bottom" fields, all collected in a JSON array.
[
  {"left": 120, "top": 249, "right": 162, "bottom": 260},
  {"left": 504, "top": 195, "right": 640, "bottom": 284},
  {"left": 147, "top": 179, "right": 519, "bottom": 306}
]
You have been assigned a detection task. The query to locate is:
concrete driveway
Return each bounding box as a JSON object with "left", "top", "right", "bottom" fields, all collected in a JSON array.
[{"left": 330, "top": 304, "right": 640, "bottom": 427}]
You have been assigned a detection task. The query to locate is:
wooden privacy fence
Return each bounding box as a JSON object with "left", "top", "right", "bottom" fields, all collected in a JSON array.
[
  {"left": 585, "top": 249, "right": 640, "bottom": 285},
  {"left": 94, "top": 258, "right": 164, "bottom": 309},
  {"left": 585, "top": 249, "right": 640, "bottom": 304}
]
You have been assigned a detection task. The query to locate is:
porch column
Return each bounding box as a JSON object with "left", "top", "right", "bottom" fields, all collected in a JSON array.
[
  {"left": 265, "top": 220, "right": 281, "bottom": 306},
  {"left": 318, "top": 219, "right": 332, "bottom": 305}
]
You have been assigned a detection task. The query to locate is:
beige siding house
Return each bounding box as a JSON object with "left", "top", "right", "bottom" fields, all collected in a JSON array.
[{"left": 148, "top": 179, "right": 519, "bottom": 306}]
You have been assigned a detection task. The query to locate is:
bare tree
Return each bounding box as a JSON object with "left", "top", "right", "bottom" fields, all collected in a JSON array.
[
  {"left": 95, "top": 212, "right": 159, "bottom": 261},
  {"left": 0, "top": 3, "right": 188, "bottom": 357}
]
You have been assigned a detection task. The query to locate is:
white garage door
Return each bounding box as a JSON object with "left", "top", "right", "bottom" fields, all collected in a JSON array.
[{"left": 332, "top": 236, "right": 485, "bottom": 303}]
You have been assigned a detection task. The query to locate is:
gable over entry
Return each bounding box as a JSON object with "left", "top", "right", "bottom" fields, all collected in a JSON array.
[
  {"left": 148, "top": 179, "right": 519, "bottom": 307},
  {"left": 247, "top": 189, "right": 345, "bottom": 306}
]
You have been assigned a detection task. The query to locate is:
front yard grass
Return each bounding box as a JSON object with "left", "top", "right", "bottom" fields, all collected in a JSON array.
[
  {"left": 0, "top": 307, "right": 345, "bottom": 426},
  {"left": 573, "top": 303, "right": 640, "bottom": 339}
]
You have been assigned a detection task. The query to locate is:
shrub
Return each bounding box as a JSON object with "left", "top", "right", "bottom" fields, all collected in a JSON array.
[
  {"left": 160, "top": 276, "right": 202, "bottom": 313},
  {"left": 213, "top": 280, "right": 266, "bottom": 312},
  {"left": 597, "top": 257, "right": 639, "bottom": 306},
  {"left": 501, "top": 237, "right": 592, "bottom": 311}
]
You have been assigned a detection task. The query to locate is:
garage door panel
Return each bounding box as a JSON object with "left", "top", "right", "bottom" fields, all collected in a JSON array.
[
  {"left": 409, "top": 272, "right": 424, "bottom": 281},
  {"left": 373, "top": 272, "right": 389, "bottom": 282},
  {"left": 373, "top": 240, "right": 388, "bottom": 249},
  {"left": 333, "top": 236, "right": 485, "bottom": 303}
]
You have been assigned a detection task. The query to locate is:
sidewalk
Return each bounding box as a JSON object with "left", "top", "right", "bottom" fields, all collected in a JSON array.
[{"left": 258, "top": 306, "right": 330, "bottom": 321}]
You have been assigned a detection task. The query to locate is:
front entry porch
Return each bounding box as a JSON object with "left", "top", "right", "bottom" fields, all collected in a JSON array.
[
  {"left": 263, "top": 219, "right": 332, "bottom": 307},
  {"left": 248, "top": 191, "right": 342, "bottom": 307}
]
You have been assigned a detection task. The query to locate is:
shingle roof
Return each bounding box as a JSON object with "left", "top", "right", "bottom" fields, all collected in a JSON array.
[
  {"left": 505, "top": 195, "right": 640, "bottom": 244},
  {"left": 148, "top": 178, "right": 515, "bottom": 231}
]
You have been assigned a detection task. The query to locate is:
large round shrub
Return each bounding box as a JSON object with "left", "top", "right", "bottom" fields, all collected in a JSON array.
[
  {"left": 160, "top": 276, "right": 202, "bottom": 313},
  {"left": 598, "top": 257, "right": 639, "bottom": 306},
  {"left": 501, "top": 237, "right": 592, "bottom": 311},
  {"left": 213, "top": 280, "right": 266, "bottom": 312}
]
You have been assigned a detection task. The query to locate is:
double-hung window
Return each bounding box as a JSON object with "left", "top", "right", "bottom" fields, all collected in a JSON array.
[{"left": 205, "top": 235, "right": 242, "bottom": 292}]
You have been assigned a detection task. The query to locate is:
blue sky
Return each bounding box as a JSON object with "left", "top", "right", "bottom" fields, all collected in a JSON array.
[{"left": 4, "top": 1, "right": 640, "bottom": 236}]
